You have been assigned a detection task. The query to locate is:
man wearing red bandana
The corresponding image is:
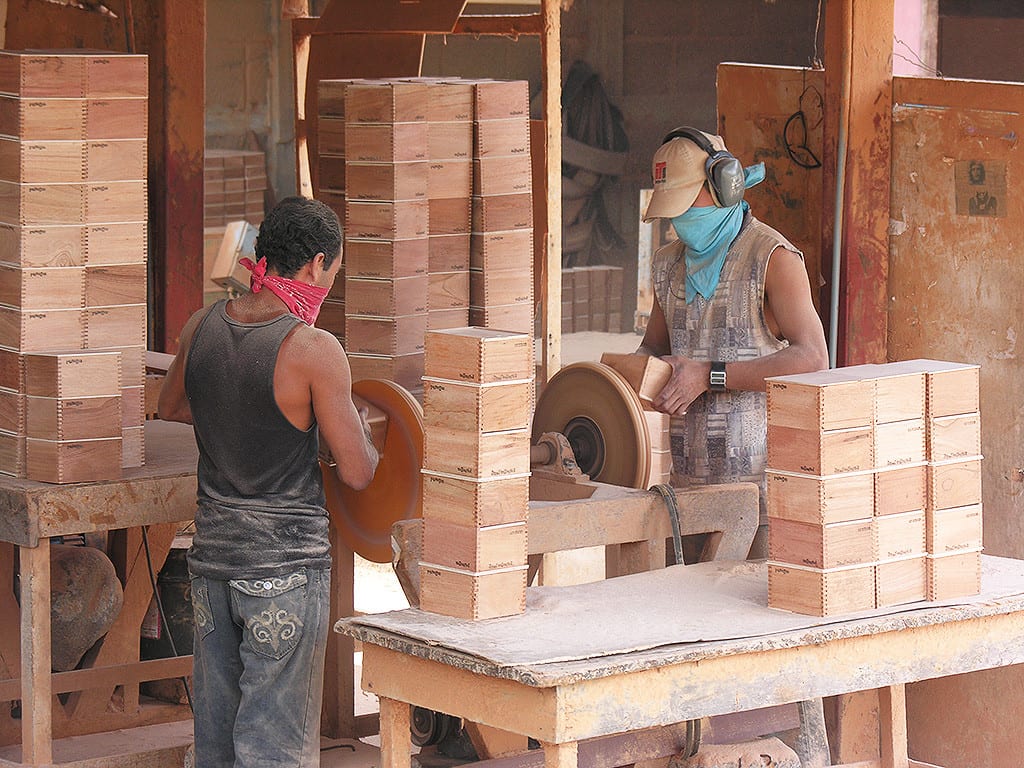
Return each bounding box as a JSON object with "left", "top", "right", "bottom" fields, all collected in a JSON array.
[{"left": 159, "top": 196, "right": 379, "bottom": 767}]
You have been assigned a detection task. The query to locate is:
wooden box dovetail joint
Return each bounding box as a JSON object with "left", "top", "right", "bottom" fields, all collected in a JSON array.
[
  {"left": 0, "top": 96, "right": 85, "bottom": 140},
  {"left": 0, "top": 180, "right": 85, "bottom": 224},
  {"left": 427, "top": 160, "right": 472, "bottom": 199},
  {"left": 842, "top": 362, "right": 926, "bottom": 423},
  {"left": 317, "top": 79, "right": 352, "bottom": 118},
  {"left": 928, "top": 412, "right": 981, "bottom": 462},
  {"left": 85, "top": 98, "right": 148, "bottom": 141},
  {"left": 347, "top": 352, "right": 424, "bottom": 391},
  {"left": 468, "top": 303, "right": 534, "bottom": 334},
  {"left": 428, "top": 271, "right": 470, "bottom": 310},
  {"left": 874, "top": 418, "right": 926, "bottom": 469},
  {"left": 599, "top": 353, "right": 672, "bottom": 410},
  {"left": 122, "top": 424, "right": 144, "bottom": 467},
  {"left": 427, "top": 82, "right": 474, "bottom": 122},
  {"left": 86, "top": 222, "right": 147, "bottom": 265},
  {"left": 84, "top": 304, "right": 146, "bottom": 349},
  {"left": 86, "top": 180, "right": 148, "bottom": 223},
  {"left": 345, "top": 123, "right": 429, "bottom": 163},
  {"left": 473, "top": 155, "right": 533, "bottom": 197},
  {"left": 121, "top": 384, "right": 145, "bottom": 428},
  {"left": 874, "top": 462, "right": 927, "bottom": 516},
  {"left": 419, "top": 563, "right": 527, "bottom": 620},
  {"left": 644, "top": 409, "right": 671, "bottom": 451},
  {"left": 875, "top": 510, "right": 926, "bottom": 560},
  {"left": 0, "top": 264, "right": 84, "bottom": 309},
  {"left": 470, "top": 268, "right": 534, "bottom": 308},
  {"left": 473, "top": 80, "right": 530, "bottom": 121},
  {"left": 422, "top": 426, "right": 531, "bottom": 478},
  {"left": 0, "top": 306, "right": 84, "bottom": 351},
  {"left": 25, "top": 436, "right": 122, "bottom": 483},
  {"left": 0, "top": 390, "right": 25, "bottom": 434},
  {"left": 345, "top": 162, "right": 428, "bottom": 202},
  {"left": 0, "top": 348, "right": 25, "bottom": 391},
  {"left": 887, "top": 359, "right": 980, "bottom": 418},
  {"left": 876, "top": 555, "right": 928, "bottom": 608},
  {"left": 766, "top": 370, "right": 875, "bottom": 431},
  {"left": 26, "top": 394, "right": 123, "bottom": 440},
  {"left": 429, "top": 197, "right": 472, "bottom": 235},
  {"left": 344, "top": 82, "right": 431, "bottom": 123},
  {"left": 428, "top": 307, "right": 470, "bottom": 331},
  {"left": 470, "top": 229, "right": 533, "bottom": 272},
  {"left": 317, "top": 117, "right": 347, "bottom": 155},
  {"left": 99, "top": 344, "right": 144, "bottom": 388},
  {"left": 0, "top": 222, "right": 85, "bottom": 267},
  {"left": 927, "top": 549, "right": 982, "bottom": 601},
  {"left": 649, "top": 449, "right": 673, "bottom": 484},
  {"left": 767, "top": 561, "right": 876, "bottom": 616},
  {"left": 768, "top": 517, "right": 875, "bottom": 569},
  {"left": 766, "top": 469, "right": 875, "bottom": 525},
  {"left": 85, "top": 263, "right": 147, "bottom": 306},
  {"left": 471, "top": 193, "right": 532, "bottom": 233},
  {"left": 429, "top": 234, "right": 471, "bottom": 273},
  {"left": 767, "top": 424, "right": 874, "bottom": 476},
  {"left": 429, "top": 123, "right": 474, "bottom": 162},
  {"left": 346, "top": 200, "right": 428, "bottom": 240},
  {"left": 926, "top": 504, "right": 983, "bottom": 554},
  {"left": 421, "top": 519, "right": 528, "bottom": 572},
  {"left": 24, "top": 350, "right": 121, "bottom": 397},
  {"left": 345, "top": 275, "right": 428, "bottom": 317},
  {"left": 0, "top": 52, "right": 86, "bottom": 97},
  {"left": 424, "top": 327, "right": 532, "bottom": 383},
  {"left": 345, "top": 238, "right": 428, "bottom": 279},
  {"left": 421, "top": 470, "right": 530, "bottom": 527},
  {"left": 474, "top": 118, "right": 530, "bottom": 159},
  {"left": 0, "top": 429, "right": 26, "bottom": 476},
  {"left": 422, "top": 377, "right": 532, "bottom": 433},
  {"left": 928, "top": 457, "right": 983, "bottom": 511},
  {"left": 317, "top": 154, "right": 346, "bottom": 191},
  {"left": 0, "top": 138, "right": 85, "bottom": 184},
  {"left": 344, "top": 313, "right": 428, "bottom": 356}
]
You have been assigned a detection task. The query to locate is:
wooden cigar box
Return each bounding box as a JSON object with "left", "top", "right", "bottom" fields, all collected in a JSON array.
[
  {"left": 346, "top": 161, "right": 428, "bottom": 201},
  {"left": 26, "top": 394, "right": 122, "bottom": 440},
  {"left": 0, "top": 180, "right": 85, "bottom": 224},
  {"left": 346, "top": 199, "right": 428, "bottom": 240},
  {"left": 844, "top": 362, "right": 925, "bottom": 423},
  {"left": 317, "top": 79, "right": 351, "bottom": 118},
  {"left": 428, "top": 234, "right": 470, "bottom": 272},
  {"left": 474, "top": 118, "right": 530, "bottom": 159},
  {"left": 85, "top": 222, "right": 147, "bottom": 265},
  {"left": 768, "top": 516, "right": 875, "bottom": 569},
  {"left": 419, "top": 563, "right": 527, "bottom": 620},
  {"left": 422, "top": 519, "right": 528, "bottom": 572},
  {"left": 473, "top": 80, "right": 530, "bottom": 121},
  {"left": 86, "top": 139, "right": 147, "bottom": 181},
  {"left": 428, "top": 270, "right": 470, "bottom": 310},
  {"left": 424, "top": 327, "right": 532, "bottom": 383},
  {"left": 928, "top": 412, "right": 981, "bottom": 462},
  {"left": 571, "top": 267, "right": 590, "bottom": 302},
  {"left": 26, "top": 435, "right": 122, "bottom": 483},
  {"left": 345, "top": 275, "right": 428, "bottom": 317},
  {"left": 644, "top": 409, "right": 670, "bottom": 450},
  {"left": 468, "top": 303, "right": 534, "bottom": 334},
  {"left": 121, "top": 384, "right": 144, "bottom": 427},
  {"left": 423, "top": 426, "right": 531, "bottom": 478},
  {"left": 344, "top": 313, "right": 428, "bottom": 356},
  {"left": 345, "top": 238, "right": 428, "bottom": 279},
  {"left": 0, "top": 138, "right": 85, "bottom": 184},
  {"left": 318, "top": 189, "right": 345, "bottom": 221},
  {"left": 84, "top": 263, "right": 147, "bottom": 306},
  {"left": 766, "top": 369, "right": 875, "bottom": 431},
  {"left": 85, "top": 98, "right": 148, "bottom": 140},
  {"left": 83, "top": 54, "right": 148, "bottom": 98},
  {"left": 344, "top": 82, "right": 430, "bottom": 123},
  {"left": 902, "top": 359, "right": 980, "bottom": 417},
  {"left": 108, "top": 345, "right": 144, "bottom": 388},
  {"left": 422, "top": 376, "right": 532, "bottom": 433},
  {"left": 572, "top": 304, "right": 591, "bottom": 333},
  {"left": 928, "top": 457, "right": 983, "bottom": 510},
  {"left": 314, "top": 299, "right": 345, "bottom": 337},
  {"left": 649, "top": 448, "right": 673, "bottom": 485},
  {"left": 875, "top": 509, "right": 926, "bottom": 560},
  {"left": 470, "top": 229, "right": 533, "bottom": 272},
  {"left": 874, "top": 463, "right": 927, "bottom": 516},
  {"left": 0, "top": 348, "right": 24, "bottom": 391},
  {"left": 317, "top": 117, "right": 346, "bottom": 155},
  {"left": 345, "top": 123, "right": 429, "bottom": 163},
  {"left": 427, "top": 82, "right": 474, "bottom": 122},
  {"left": 0, "top": 52, "right": 86, "bottom": 97},
  {"left": 429, "top": 197, "right": 472, "bottom": 235},
  {"left": 876, "top": 555, "right": 928, "bottom": 608},
  {"left": 0, "top": 264, "right": 84, "bottom": 309},
  {"left": 473, "top": 155, "right": 532, "bottom": 197},
  {"left": 84, "top": 304, "right": 146, "bottom": 349},
  {"left": 874, "top": 418, "right": 926, "bottom": 468},
  {"left": 428, "top": 308, "right": 469, "bottom": 331},
  {"left": 428, "top": 123, "right": 473, "bottom": 161},
  {"left": 470, "top": 268, "right": 533, "bottom": 308},
  {"left": 768, "top": 561, "right": 876, "bottom": 616},
  {"left": 471, "top": 193, "right": 532, "bottom": 232},
  {"left": 427, "top": 160, "right": 472, "bottom": 199},
  {"left": 927, "top": 503, "right": 983, "bottom": 555},
  {"left": 85, "top": 180, "right": 148, "bottom": 223},
  {"left": 317, "top": 154, "right": 346, "bottom": 191},
  {"left": 421, "top": 470, "right": 529, "bottom": 527},
  {"left": 347, "top": 352, "right": 424, "bottom": 390},
  {"left": 0, "top": 429, "right": 26, "bottom": 477},
  {"left": 23, "top": 350, "right": 122, "bottom": 397},
  {"left": 0, "top": 390, "right": 25, "bottom": 434},
  {"left": 766, "top": 469, "right": 874, "bottom": 524},
  {"left": 122, "top": 424, "right": 144, "bottom": 468},
  {"left": 0, "top": 96, "right": 85, "bottom": 140},
  {"left": 927, "top": 548, "right": 982, "bottom": 601},
  {"left": 767, "top": 424, "right": 874, "bottom": 475},
  {"left": 599, "top": 353, "right": 672, "bottom": 409},
  {"left": 0, "top": 306, "right": 84, "bottom": 351}
]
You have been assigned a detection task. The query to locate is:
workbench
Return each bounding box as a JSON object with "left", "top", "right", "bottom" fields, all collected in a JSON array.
[{"left": 340, "top": 556, "right": 1024, "bottom": 768}]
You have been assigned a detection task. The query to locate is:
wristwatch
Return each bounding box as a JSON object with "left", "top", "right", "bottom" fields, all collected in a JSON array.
[{"left": 709, "top": 361, "right": 727, "bottom": 392}]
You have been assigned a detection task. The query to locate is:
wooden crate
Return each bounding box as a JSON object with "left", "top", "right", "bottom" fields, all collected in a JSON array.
[
  {"left": 0, "top": 429, "right": 26, "bottom": 476},
  {"left": 421, "top": 470, "right": 529, "bottom": 527},
  {"left": 428, "top": 197, "right": 472, "bottom": 235},
  {"left": 344, "top": 82, "right": 431, "bottom": 123},
  {"left": 83, "top": 54, "right": 148, "bottom": 98},
  {"left": 926, "top": 504, "right": 983, "bottom": 555},
  {"left": 0, "top": 306, "right": 84, "bottom": 351},
  {"left": 0, "top": 264, "right": 84, "bottom": 309},
  {"left": 766, "top": 469, "right": 875, "bottom": 524},
  {"left": 317, "top": 154, "right": 346, "bottom": 191},
  {"left": 471, "top": 193, "right": 533, "bottom": 232},
  {"left": 85, "top": 98, "right": 148, "bottom": 141},
  {"left": 86, "top": 139, "right": 147, "bottom": 181},
  {"left": 24, "top": 350, "right": 121, "bottom": 397},
  {"left": 345, "top": 123, "right": 428, "bottom": 163},
  {"left": 470, "top": 229, "right": 533, "bottom": 272},
  {"left": 422, "top": 519, "right": 528, "bottom": 572},
  {"left": 875, "top": 510, "right": 926, "bottom": 560},
  {"left": 422, "top": 377, "right": 532, "bottom": 433},
  {"left": 429, "top": 234, "right": 471, "bottom": 272},
  {"left": 318, "top": 188, "right": 345, "bottom": 221},
  {"left": 84, "top": 304, "right": 146, "bottom": 348},
  {"left": 317, "top": 79, "right": 351, "bottom": 118},
  {"left": 0, "top": 180, "right": 85, "bottom": 224},
  {"left": 346, "top": 161, "right": 428, "bottom": 201},
  {"left": 473, "top": 155, "right": 532, "bottom": 197},
  {"left": 317, "top": 117, "right": 346, "bottom": 155},
  {"left": 767, "top": 424, "right": 874, "bottom": 475},
  {"left": 422, "top": 426, "right": 531, "bottom": 478},
  {"left": 470, "top": 268, "right": 533, "bottom": 308},
  {"left": 345, "top": 313, "right": 428, "bottom": 356},
  {"left": 426, "top": 81, "right": 474, "bottom": 122},
  {"left": 874, "top": 463, "right": 927, "bottom": 516},
  {"left": 121, "top": 384, "right": 145, "bottom": 427},
  {"left": 345, "top": 238, "right": 428, "bottom": 279},
  {"left": 346, "top": 200, "right": 428, "bottom": 240},
  {"left": 927, "top": 548, "right": 982, "bottom": 601},
  {"left": 844, "top": 362, "right": 926, "bottom": 423},
  {"left": 768, "top": 516, "right": 874, "bottom": 569},
  {"left": 419, "top": 563, "right": 527, "bottom": 620},
  {"left": 473, "top": 80, "right": 529, "bottom": 121},
  {"left": 424, "top": 327, "right": 533, "bottom": 383},
  {"left": 0, "top": 390, "right": 25, "bottom": 434},
  {"left": 766, "top": 370, "right": 875, "bottom": 431},
  {"left": 892, "top": 359, "right": 980, "bottom": 418},
  {"left": 468, "top": 303, "right": 534, "bottom": 334},
  {"left": 599, "top": 353, "right": 672, "bottom": 410},
  {"left": 428, "top": 270, "right": 470, "bottom": 310},
  {"left": 25, "top": 394, "right": 122, "bottom": 440},
  {"left": 0, "top": 222, "right": 85, "bottom": 267},
  {"left": 876, "top": 555, "right": 928, "bottom": 608},
  {"left": 474, "top": 118, "right": 530, "bottom": 159},
  {"left": 108, "top": 344, "right": 145, "bottom": 388},
  {"left": 427, "top": 160, "right": 472, "bottom": 199},
  {"left": 347, "top": 352, "right": 424, "bottom": 390},
  {"left": 0, "top": 348, "right": 25, "bottom": 391},
  {"left": 122, "top": 423, "right": 144, "bottom": 467},
  {"left": 428, "top": 123, "right": 473, "bottom": 161},
  {"left": 85, "top": 263, "right": 147, "bottom": 306},
  {"left": 25, "top": 435, "right": 122, "bottom": 483},
  {"left": 928, "top": 457, "right": 983, "bottom": 510},
  {"left": 928, "top": 412, "right": 981, "bottom": 462},
  {"left": 86, "top": 180, "right": 147, "bottom": 222},
  {"left": 0, "top": 95, "right": 85, "bottom": 140},
  {"left": 767, "top": 561, "right": 876, "bottom": 616},
  {"left": 0, "top": 138, "right": 85, "bottom": 184},
  {"left": 0, "top": 52, "right": 86, "bottom": 97},
  {"left": 428, "top": 307, "right": 470, "bottom": 331},
  {"left": 874, "top": 418, "right": 926, "bottom": 469},
  {"left": 315, "top": 298, "right": 344, "bottom": 337},
  {"left": 345, "top": 275, "right": 428, "bottom": 317}
]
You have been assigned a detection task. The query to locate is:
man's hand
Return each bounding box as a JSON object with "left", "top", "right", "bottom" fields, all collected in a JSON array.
[{"left": 653, "top": 356, "right": 712, "bottom": 415}]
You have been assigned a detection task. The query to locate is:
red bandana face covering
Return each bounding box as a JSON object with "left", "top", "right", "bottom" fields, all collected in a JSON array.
[{"left": 239, "top": 256, "right": 331, "bottom": 326}]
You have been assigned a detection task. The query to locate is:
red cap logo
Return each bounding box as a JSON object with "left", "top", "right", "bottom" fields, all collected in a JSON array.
[{"left": 654, "top": 161, "right": 667, "bottom": 184}]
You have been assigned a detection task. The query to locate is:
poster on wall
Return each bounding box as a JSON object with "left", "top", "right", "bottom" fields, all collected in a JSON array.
[{"left": 955, "top": 159, "right": 1007, "bottom": 218}]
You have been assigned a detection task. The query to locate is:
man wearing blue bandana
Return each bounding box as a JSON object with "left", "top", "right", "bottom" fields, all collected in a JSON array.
[{"left": 637, "top": 127, "right": 828, "bottom": 557}]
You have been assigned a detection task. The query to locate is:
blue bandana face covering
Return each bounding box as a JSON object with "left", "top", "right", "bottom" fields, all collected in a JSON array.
[{"left": 670, "top": 163, "right": 766, "bottom": 303}]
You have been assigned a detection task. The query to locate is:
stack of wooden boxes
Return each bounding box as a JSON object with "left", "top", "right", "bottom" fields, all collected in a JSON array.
[
  {"left": 0, "top": 51, "right": 149, "bottom": 481},
  {"left": 419, "top": 327, "right": 533, "bottom": 620},
  {"left": 765, "top": 360, "right": 982, "bottom": 616},
  {"left": 561, "top": 265, "right": 624, "bottom": 333},
  {"left": 203, "top": 148, "right": 267, "bottom": 228}
]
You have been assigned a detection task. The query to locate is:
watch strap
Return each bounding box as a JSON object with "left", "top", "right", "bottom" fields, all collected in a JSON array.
[{"left": 709, "top": 361, "right": 727, "bottom": 392}]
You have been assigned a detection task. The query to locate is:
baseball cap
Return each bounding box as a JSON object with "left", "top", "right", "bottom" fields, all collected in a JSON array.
[{"left": 642, "top": 130, "right": 727, "bottom": 222}]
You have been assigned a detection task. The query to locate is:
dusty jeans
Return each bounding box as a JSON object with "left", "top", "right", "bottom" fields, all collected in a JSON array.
[{"left": 190, "top": 568, "right": 330, "bottom": 767}]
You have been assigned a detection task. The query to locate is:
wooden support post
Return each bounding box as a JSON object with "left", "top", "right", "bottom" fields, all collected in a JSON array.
[
  {"left": 293, "top": 22, "right": 314, "bottom": 199},
  {"left": 541, "top": 740, "right": 578, "bottom": 768},
  {"left": 539, "top": 0, "right": 562, "bottom": 384},
  {"left": 21, "top": 538, "right": 51, "bottom": 766},
  {"left": 379, "top": 697, "right": 412, "bottom": 768},
  {"left": 878, "top": 685, "right": 909, "bottom": 768},
  {"left": 322, "top": 526, "right": 356, "bottom": 738}
]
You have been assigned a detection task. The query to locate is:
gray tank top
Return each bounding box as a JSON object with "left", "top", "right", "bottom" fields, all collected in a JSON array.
[{"left": 184, "top": 300, "right": 330, "bottom": 579}]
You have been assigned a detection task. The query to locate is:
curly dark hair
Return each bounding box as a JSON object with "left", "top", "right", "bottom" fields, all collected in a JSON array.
[{"left": 254, "top": 196, "right": 342, "bottom": 277}]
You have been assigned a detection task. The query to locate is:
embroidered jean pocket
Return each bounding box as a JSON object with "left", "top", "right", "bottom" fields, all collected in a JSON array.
[
  {"left": 190, "top": 576, "right": 216, "bottom": 640},
  {"left": 229, "top": 572, "right": 308, "bottom": 661}
]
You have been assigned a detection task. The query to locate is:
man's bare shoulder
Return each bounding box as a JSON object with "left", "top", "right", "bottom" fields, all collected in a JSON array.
[{"left": 281, "top": 323, "right": 348, "bottom": 373}]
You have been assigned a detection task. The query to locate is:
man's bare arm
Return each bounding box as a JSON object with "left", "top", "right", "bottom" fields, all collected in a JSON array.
[{"left": 157, "top": 307, "right": 210, "bottom": 424}]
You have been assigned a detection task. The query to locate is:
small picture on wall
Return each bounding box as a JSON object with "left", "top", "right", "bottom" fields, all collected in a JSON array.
[{"left": 955, "top": 159, "right": 1007, "bottom": 218}]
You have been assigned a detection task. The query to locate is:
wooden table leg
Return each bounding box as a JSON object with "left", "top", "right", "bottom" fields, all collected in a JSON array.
[
  {"left": 878, "top": 684, "right": 909, "bottom": 768},
  {"left": 379, "top": 697, "right": 410, "bottom": 768},
  {"left": 541, "top": 740, "right": 578, "bottom": 768},
  {"left": 21, "top": 538, "right": 51, "bottom": 765}
]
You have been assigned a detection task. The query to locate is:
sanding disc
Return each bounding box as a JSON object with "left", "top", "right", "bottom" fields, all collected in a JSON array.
[
  {"left": 532, "top": 362, "right": 652, "bottom": 489},
  {"left": 322, "top": 379, "right": 424, "bottom": 563}
]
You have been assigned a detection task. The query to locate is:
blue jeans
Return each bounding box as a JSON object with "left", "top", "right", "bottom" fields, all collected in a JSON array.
[{"left": 190, "top": 568, "right": 331, "bottom": 768}]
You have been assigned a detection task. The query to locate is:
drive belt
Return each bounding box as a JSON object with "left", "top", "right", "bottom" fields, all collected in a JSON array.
[{"left": 649, "top": 482, "right": 683, "bottom": 566}]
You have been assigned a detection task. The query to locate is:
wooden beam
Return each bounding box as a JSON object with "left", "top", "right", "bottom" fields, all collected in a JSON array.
[
  {"left": 539, "top": 0, "right": 561, "bottom": 384},
  {"left": 453, "top": 14, "right": 543, "bottom": 36},
  {"left": 21, "top": 538, "right": 52, "bottom": 765},
  {"left": 0, "top": 656, "right": 193, "bottom": 702},
  {"left": 379, "top": 697, "right": 412, "bottom": 768},
  {"left": 878, "top": 685, "right": 908, "bottom": 768}
]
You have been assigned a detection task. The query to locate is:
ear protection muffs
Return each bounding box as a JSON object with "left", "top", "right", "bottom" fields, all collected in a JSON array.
[{"left": 661, "top": 126, "right": 746, "bottom": 208}]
